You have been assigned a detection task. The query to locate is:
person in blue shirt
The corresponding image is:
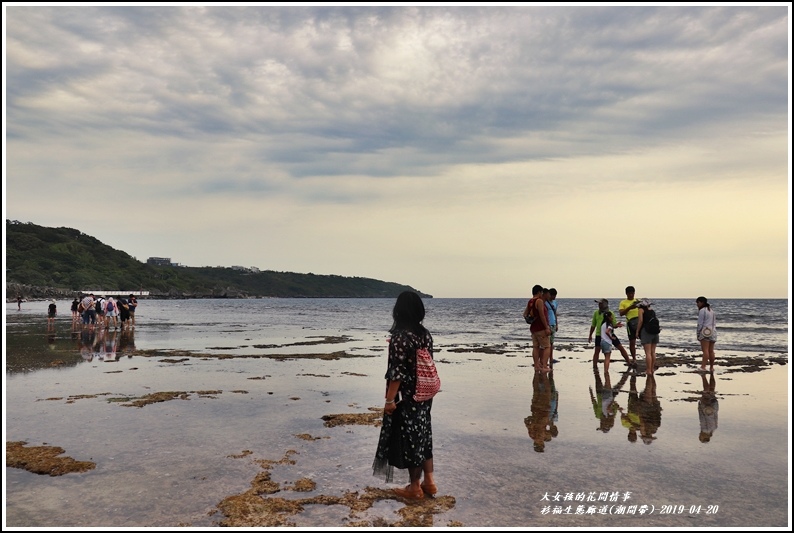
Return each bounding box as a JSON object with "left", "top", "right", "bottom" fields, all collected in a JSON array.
[{"left": 545, "top": 288, "right": 559, "bottom": 367}]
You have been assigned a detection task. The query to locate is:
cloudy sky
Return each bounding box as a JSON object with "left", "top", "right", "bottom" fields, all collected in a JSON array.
[{"left": 3, "top": 5, "right": 790, "bottom": 298}]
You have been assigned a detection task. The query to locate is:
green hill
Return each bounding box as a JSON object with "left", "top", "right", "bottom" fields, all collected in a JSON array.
[{"left": 5, "top": 220, "right": 432, "bottom": 299}]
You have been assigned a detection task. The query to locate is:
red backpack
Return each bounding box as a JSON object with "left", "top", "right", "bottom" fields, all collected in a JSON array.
[{"left": 413, "top": 348, "right": 441, "bottom": 402}]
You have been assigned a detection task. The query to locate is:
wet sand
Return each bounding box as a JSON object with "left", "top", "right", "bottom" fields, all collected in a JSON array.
[{"left": 3, "top": 324, "right": 790, "bottom": 528}]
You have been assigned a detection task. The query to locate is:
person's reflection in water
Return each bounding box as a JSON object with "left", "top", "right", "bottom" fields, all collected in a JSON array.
[
  {"left": 118, "top": 327, "right": 136, "bottom": 358},
  {"left": 590, "top": 367, "right": 630, "bottom": 434},
  {"left": 698, "top": 373, "right": 718, "bottom": 443},
  {"left": 637, "top": 374, "right": 662, "bottom": 444},
  {"left": 95, "top": 327, "right": 108, "bottom": 361},
  {"left": 548, "top": 371, "right": 559, "bottom": 442},
  {"left": 525, "top": 371, "right": 552, "bottom": 452},
  {"left": 107, "top": 329, "right": 119, "bottom": 361},
  {"left": 79, "top": 328, "right": 96, "bottom": 362},
  {"left": 47, "top": 310, "right": 57, "bottom": 347},
  {"left": 71, "top": 320, "right": 81, "bottom": 342},
  {"left": 619, "top": 374, "right": 642, "bottom": 443}
]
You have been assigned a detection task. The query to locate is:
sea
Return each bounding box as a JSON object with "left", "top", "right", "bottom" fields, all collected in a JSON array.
[
  {"left": 115, "top": 297, "right": 788, "bottom": 362},
  {"left": 3, "top": 297, "right": 791, "bottom": 528},
  {"left": 10, "top": 297, "right": 784, "bottom": 358}
]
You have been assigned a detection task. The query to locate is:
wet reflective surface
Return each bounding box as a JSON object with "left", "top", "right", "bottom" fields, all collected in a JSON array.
[{"left": 4, "top": 299, "right": 790, "bottom": 527}]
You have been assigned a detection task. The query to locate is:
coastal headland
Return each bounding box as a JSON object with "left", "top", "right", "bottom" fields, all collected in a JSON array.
[{"left": 5, "top": 220, "right": 431, "bottom": 300}]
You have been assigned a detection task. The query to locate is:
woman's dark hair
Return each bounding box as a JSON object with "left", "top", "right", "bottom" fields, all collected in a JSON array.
[
  {"left": 696, "top": 296, "right": 711, "bottom": 310},
  {"left": 390, "top": 291, "right": 426, "bottom": 335}
]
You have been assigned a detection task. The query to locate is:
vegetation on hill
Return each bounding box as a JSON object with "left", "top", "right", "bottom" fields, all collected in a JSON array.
[{"left": 5, "top": 220, "right": 431, "bottom": 298}]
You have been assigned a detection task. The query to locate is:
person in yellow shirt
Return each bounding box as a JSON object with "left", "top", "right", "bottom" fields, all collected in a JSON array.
[{"left": 618, "top": 286, "right": 640, "bottom": 368}]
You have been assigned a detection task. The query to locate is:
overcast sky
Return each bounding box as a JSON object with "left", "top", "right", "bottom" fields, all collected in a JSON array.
[{"left": 3, "top": 4, "right": 791, "bottom": 298}]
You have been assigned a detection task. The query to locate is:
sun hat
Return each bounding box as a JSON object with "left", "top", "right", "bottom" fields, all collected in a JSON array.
[{"left": 637, "top": 298, "right": 653, "bottom": 308}]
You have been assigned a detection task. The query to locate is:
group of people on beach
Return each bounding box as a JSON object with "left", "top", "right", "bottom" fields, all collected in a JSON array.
[
  {"left": 383, "top": 285, "right": 715, "bottom": 483},
  {"left": 373, "top": 288, "right": 720, "bottom": 501},
  {"left": 67, "top": 293, "right": 138, "bottom": 330},
  {"left": 586, "top": 286, "right": 663, "bottom": 375},
  {"left": 532, "top": 284, "right": 718, "bottom": 376},
  {"left": 522, "top": 284, "right": 559, "bottom": 373}
]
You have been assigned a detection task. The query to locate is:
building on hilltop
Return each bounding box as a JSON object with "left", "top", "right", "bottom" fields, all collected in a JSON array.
[
  {"left": 231, "top": 266, "right": 260, "bottom": 273},
  {"left": 147, "top": 257, "right": 172, "bottom": 266}
]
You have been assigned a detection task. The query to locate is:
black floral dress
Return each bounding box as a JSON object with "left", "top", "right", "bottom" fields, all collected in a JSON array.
[{"left": 372, "top": 328, "right": 434, "bottom": 482}]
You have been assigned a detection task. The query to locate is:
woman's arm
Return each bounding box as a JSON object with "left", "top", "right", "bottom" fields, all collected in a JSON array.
[{"left": 384, "top": 380, "right": 401, "bottom": 414}]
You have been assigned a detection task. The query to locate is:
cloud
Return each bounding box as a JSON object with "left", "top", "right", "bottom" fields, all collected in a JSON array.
[{"left": 4, "top": 5, "right": 789, "bottom": 297}]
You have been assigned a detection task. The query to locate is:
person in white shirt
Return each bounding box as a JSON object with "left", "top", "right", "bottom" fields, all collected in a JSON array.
[
  {"left": 600, "top": 311, "right": 616, "bottom": 372},
  {"left": 696, "top": 296, "right": 717, "bottom": 373}
]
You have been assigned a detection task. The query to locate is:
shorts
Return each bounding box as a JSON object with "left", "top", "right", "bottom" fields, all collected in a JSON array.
[
  {"left": 106, "top": 310, "right": 118, "bottom": 317},
  {"left": 600, "top": 340, "right": 613, "bottom": 354},
  {"left": 639, "top": 330, "right": 659, "bottom": 346},
  {"left": 532, "top": 330, "right": 551, "bottom": 350},
  {"left": 627, "top": 318, "right": 638, "bottom": 340},
  {"left": 549, "top": 325, "right": 556, "bottom": 343},
  {"left": 48, "top": 312, "right": 56, "bottom": 318}
]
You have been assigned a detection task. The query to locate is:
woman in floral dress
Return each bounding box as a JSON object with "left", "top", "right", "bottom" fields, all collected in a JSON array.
[{"left": 372, "top": 291, "right": 437, "bottom": 500}]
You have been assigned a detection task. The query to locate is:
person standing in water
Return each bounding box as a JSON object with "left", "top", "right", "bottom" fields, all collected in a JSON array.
[
  {"left": 619, "top": 286, "right": 640, "bottom": 368},
  {"left": 696, "top": 296, "right": 717, "bottom": 373},
  {"left": 373, "top": 291, "right": 438, "bottom": 500},
  {"left": 47, "top": 300, "right": 57, "bottom": 326},
  {"left": 636, "top": 299, "right": 660, "bottom": 376}
]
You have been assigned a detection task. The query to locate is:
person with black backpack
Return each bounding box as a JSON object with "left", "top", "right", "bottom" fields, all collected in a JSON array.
[
  {"left": 95, "top": 297, "right": 106, "bottom": 329},
  {"left": 636, "top": 299, "right": 660, "bottom": 376}
]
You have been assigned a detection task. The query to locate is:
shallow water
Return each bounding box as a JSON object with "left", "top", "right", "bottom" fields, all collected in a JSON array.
[{"left": 3, "top": 299, "right": 790, "bottom": 528}]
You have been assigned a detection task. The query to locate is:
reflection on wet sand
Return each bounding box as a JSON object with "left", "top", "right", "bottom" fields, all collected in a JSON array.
[
  {"left": 589, "top": 367, "right": 630, "bottom": 434},
  {"left": 637, "top": 374, "right": 662, "bottom": 444},
  {"left": 79, "top": 329, "right": 95, "bottom": 362},
  {"left": 524, "top": 371, "right": 559, "bottom": 452},
  {"left": 75, "top": 328, "right": 132, "bottom": 363},
  {"left": 620, "top": 374, "right": 642, "bottom": 443},
  {"left": 101, "top": 329, "right": 119, "bottom": 362},
  {"left": 698, "top": 373, "right": 719, "bottom": 443},
  {"left": 118, "top": 328, "right": 136, "bottom": 358}
]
